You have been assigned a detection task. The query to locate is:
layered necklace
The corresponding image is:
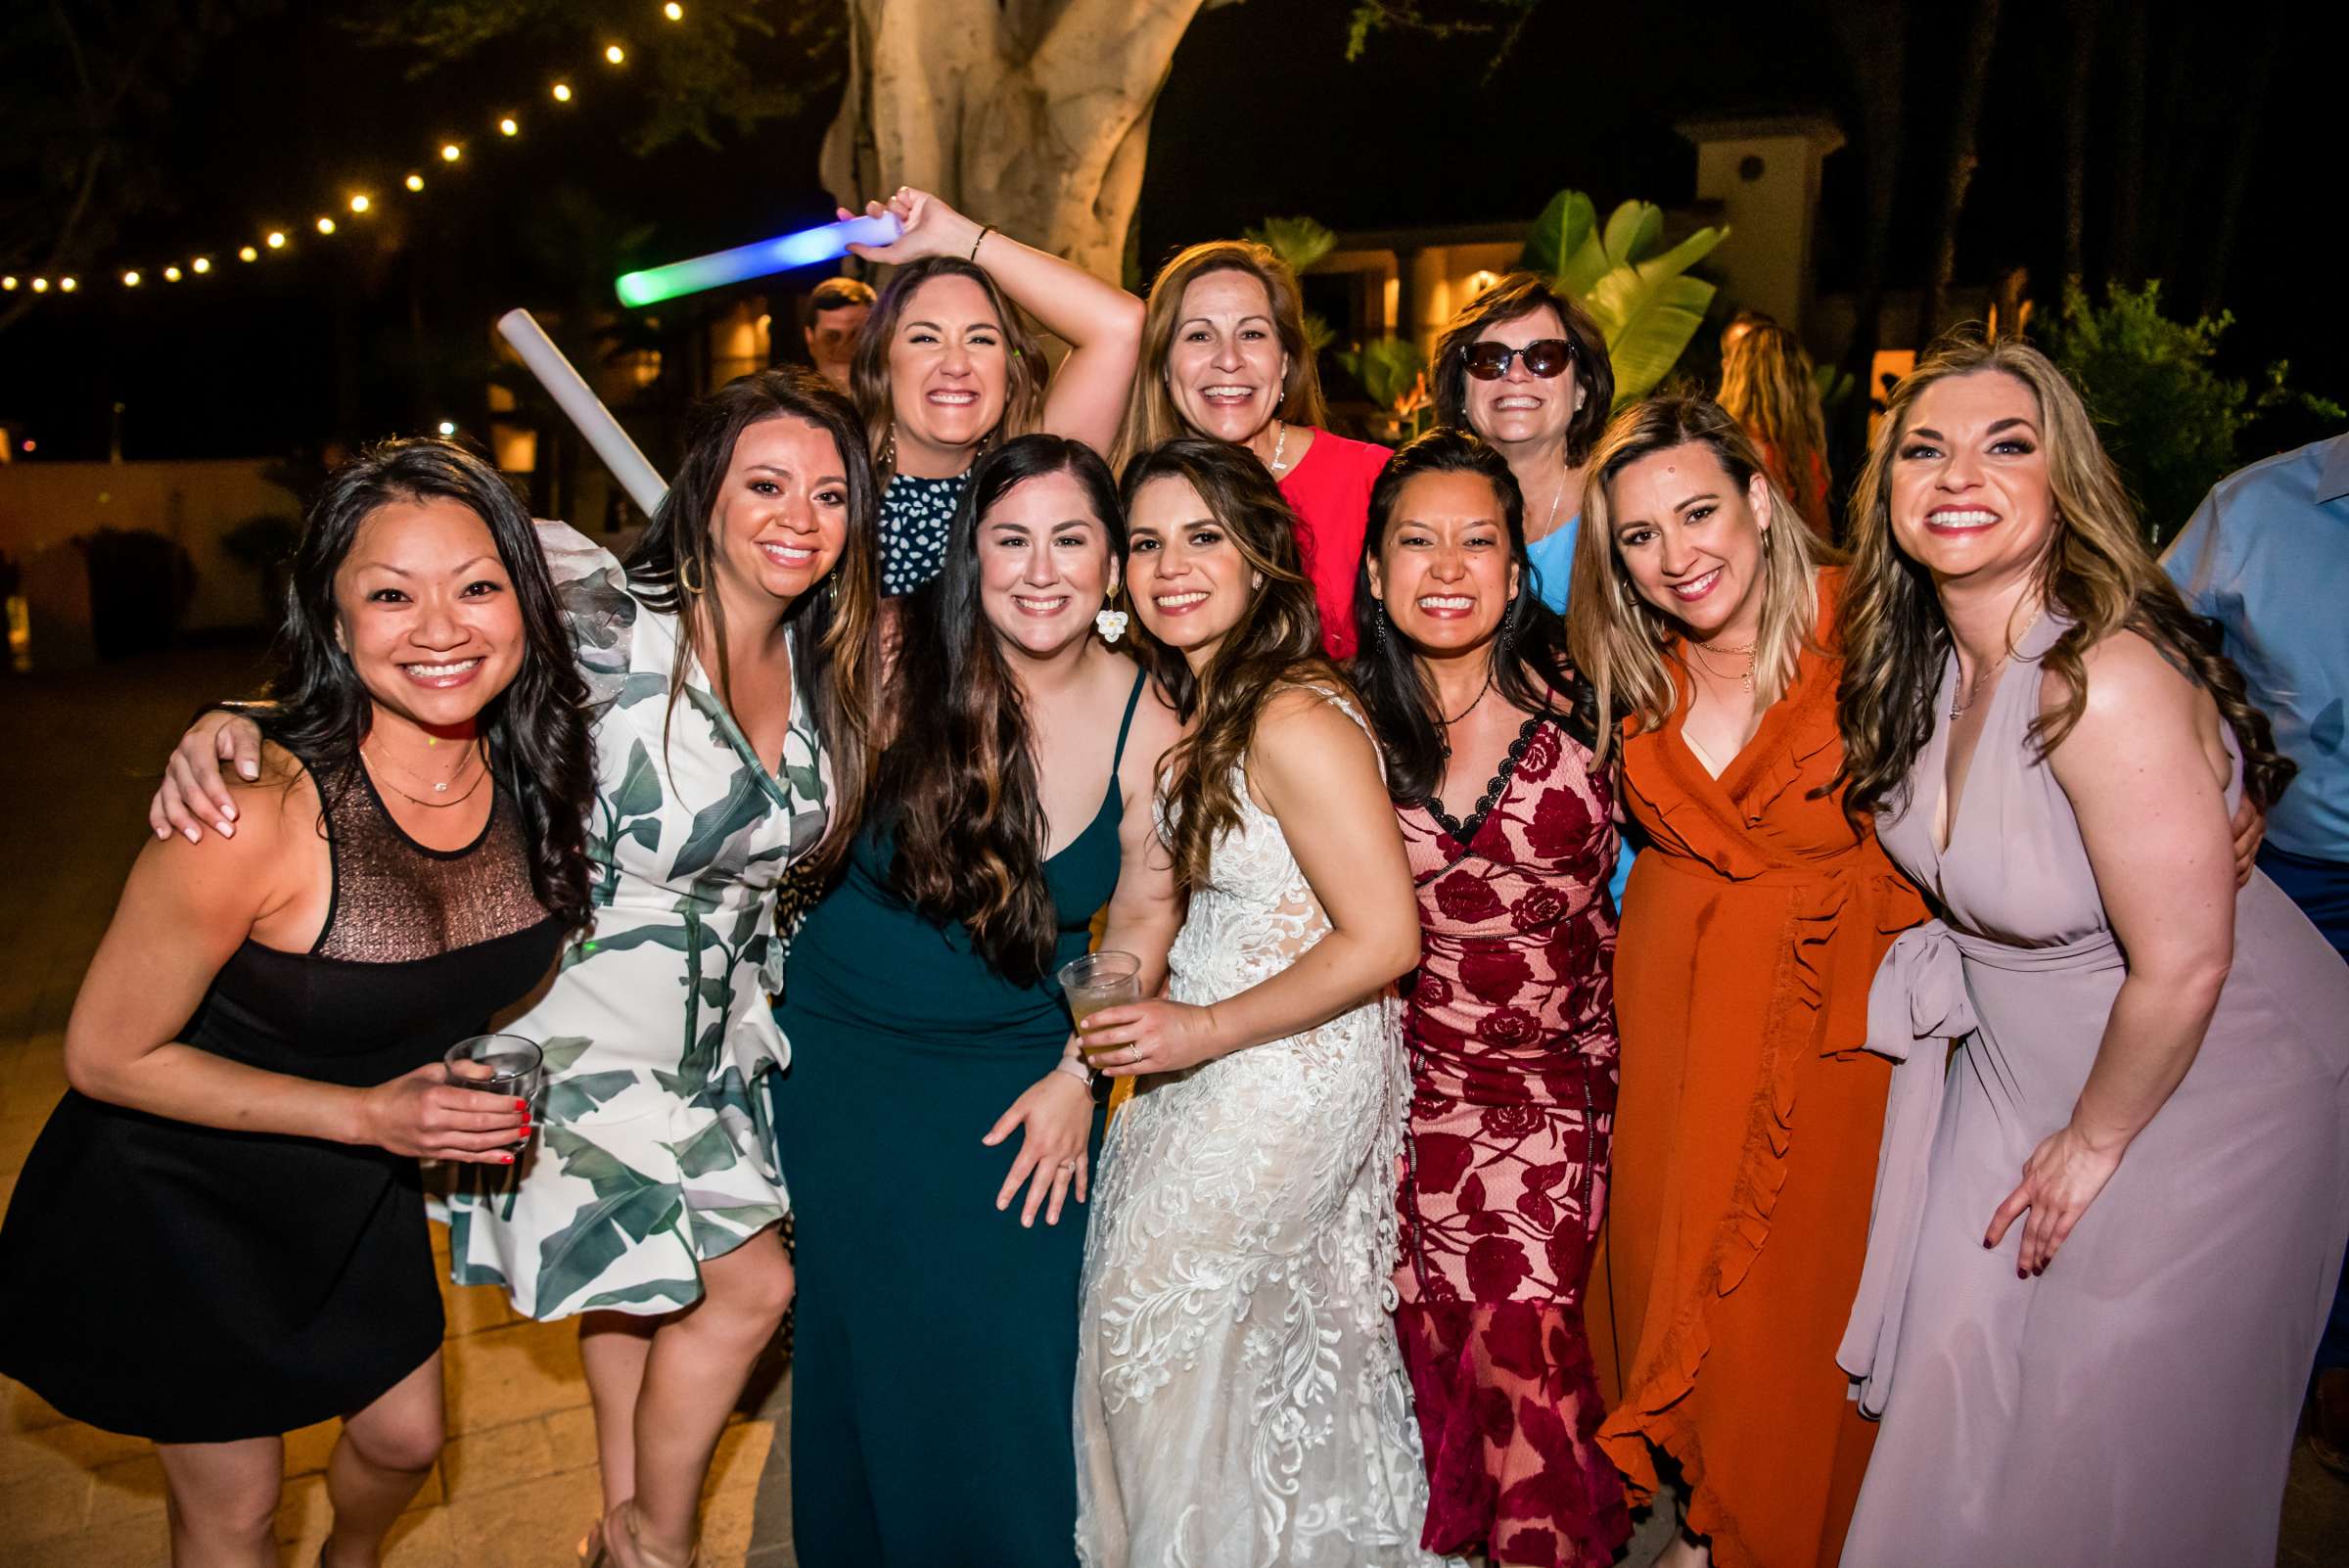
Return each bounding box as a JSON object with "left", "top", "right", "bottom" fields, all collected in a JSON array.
[
  {"left": 365, "top": 734, "right": 488, "bottom": 809},
  {"left": 1689, "top": 637, "right": 1759, "bottom": 694}
]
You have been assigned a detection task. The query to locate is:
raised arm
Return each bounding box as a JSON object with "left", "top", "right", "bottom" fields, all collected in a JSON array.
[
  {"left": 1087, "top": 690, "right": 1421, "bottom": 1076},
  {"left": 76, "top": 764, "right": 527, "bottom": 1162},
  {"left": 1986, "top": 634, "right": 2239, "bottom": 1272},
  {"left": 845, "top": 186, "right": 1143, "bottom": 455}
]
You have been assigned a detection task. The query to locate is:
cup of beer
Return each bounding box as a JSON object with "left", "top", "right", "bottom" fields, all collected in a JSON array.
[{"left": 1059, "top": 950, "right": 1142, "bottom": 1060}]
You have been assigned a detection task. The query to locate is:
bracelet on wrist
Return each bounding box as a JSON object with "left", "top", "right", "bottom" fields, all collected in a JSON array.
[{"left": 969, "top": 222, "right": 995, "bottom": 261}]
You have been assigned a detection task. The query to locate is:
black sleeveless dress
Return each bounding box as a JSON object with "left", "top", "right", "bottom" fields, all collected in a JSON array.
[{"left": 0, "top": 762, "right": 562, "bottom": 1443}]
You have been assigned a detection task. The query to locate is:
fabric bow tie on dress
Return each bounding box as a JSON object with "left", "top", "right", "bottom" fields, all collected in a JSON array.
[{"left": 1838, "top": 920, "right": 1978, "bottom": 1417}]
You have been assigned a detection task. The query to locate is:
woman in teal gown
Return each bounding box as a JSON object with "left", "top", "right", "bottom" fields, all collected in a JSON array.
[{"left": 771, "top": 435, "right": 1181, "bottom": 1564}]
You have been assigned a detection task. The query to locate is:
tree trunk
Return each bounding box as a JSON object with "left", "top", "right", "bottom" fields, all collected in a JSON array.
[
  {"left": 821, "top": 0, "right": 1230, "bottom": 282},
  {"left": 1918, "top": 0, "right": 2003, "bottom": 348},
  {"left": 2060, "top": 0, "right": 2097, "bottom": 284}
]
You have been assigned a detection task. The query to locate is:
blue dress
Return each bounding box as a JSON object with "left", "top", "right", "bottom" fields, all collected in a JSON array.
[
  {"left": 1530, "top": 515, "right": 1635, "bottom": 907},
  {"left": 771, "top": 672, "right": 1144, "bottom": 1564}
]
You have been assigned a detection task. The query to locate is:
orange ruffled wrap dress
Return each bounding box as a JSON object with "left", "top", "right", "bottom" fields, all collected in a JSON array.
[{"left": 1594, "top": 573, "right": 1923, "bottom": 1568}]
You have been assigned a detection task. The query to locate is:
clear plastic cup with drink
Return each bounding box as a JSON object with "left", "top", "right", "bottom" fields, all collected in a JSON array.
[{"left": 1059, "top": 950, "right": 1142, "bottom": 1061}]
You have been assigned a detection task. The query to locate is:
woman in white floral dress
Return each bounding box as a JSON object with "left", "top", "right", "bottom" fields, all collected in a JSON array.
[
  {"left": 1072, "top": 439, "right": 1451, "bottom": 1567},
  {"left": 156, "top": 369, "right": 879, "bottom": 1568}
]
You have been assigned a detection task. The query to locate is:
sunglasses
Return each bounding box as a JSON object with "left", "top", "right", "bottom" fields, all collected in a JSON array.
[{"left": 1461, "top": 338, "right": 1575, "bottom": 381}]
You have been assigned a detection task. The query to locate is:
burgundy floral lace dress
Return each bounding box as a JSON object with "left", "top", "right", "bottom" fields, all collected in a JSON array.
[{"left": 1393, "top": 711, "right": 1631, "bottom": 1568}]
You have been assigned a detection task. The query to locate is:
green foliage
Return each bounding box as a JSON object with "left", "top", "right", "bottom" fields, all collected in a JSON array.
[
  {"left": 1814, "top": 362, "right": 1857, "bottom": 413},
  {"left": 1244, "top": 215, "right": 1337, "bottom": 275},
  {"left": 2046, "top": 281, "right": 2346, "bottom": 546},
  {"left": 1336, "top": 336, "right": 1433, "bottom": 439},
  {"left": 1519, "top": 191, "right": 1727, "bottom": 406},
  {"left": 1344, "top": 1, "right": 1543, "bottom": 72}
]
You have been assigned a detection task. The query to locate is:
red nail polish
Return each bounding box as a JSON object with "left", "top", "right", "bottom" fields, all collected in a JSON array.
[
  {"left": 501, "top": 1153, "right": 516, "bottom": 1165},
  {"left": 513, "top": 1098, "right": 528, "bottom": 1111}
]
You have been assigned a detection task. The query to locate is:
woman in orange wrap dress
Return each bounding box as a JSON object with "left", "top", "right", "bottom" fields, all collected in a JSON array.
[{"left": 1566, "top": 392, "right": 1920, "bottom": 1568}]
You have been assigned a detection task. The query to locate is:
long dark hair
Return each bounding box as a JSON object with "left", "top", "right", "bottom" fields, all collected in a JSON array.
[
  {"left": 1123, "top": 437, "right": 1345, "bottom": 897},
  {"left": 873, "top": 435, "right": 1127, "bottom": 985},
  {"left": 1836, "top": 334, "right": 2294, "bottom": 818},
  {"left": 1431, "top": 272, "right": 1616, "bottom": 465},
  {"left": 1351, "top": 428, "right": 1599, "bottom": 804},
  {"left": 625, "top": 368, "right": 880, "bottom": 878},
  {"left": 263, "top": 438, "right": 593, "bottom": 930}
]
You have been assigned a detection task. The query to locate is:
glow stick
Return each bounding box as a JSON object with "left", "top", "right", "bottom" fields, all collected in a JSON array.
[
  {"left": 614, "top": 213, "right": 902, "bottom": 307},
  {"left": 495, "top": 308, "right": 668, "bottom": 515}
]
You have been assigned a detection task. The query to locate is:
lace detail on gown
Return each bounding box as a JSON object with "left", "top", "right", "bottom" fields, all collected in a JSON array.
[{"left": 1076, "top": 688, "right": 1455, "bottom": 1567}]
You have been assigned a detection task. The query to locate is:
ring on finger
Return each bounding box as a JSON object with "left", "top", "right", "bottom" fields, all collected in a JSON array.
[
  {"left": 1125, "top": 1043, "right": 1139, "bottom": 1064},
  {"left": 1057, "top": 1159, "right": 1077, "bottom": 1173}
]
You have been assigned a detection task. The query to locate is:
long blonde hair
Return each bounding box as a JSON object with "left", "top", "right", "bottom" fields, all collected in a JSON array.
[
  {"left": 1114, "top": 240, "right": 1331, "bottom": 471},
  {"left": 1718, "top": 315, "right": 1830, "bottom": 530},
  {"left": 1835, "top": 334, "right": 2293, "bottom": 818},
  {"left": 1569, "top": 390, "right": 1838, "bottom": 760}
]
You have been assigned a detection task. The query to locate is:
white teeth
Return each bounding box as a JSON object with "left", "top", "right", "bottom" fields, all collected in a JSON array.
[
  {"left": 929, "top": 391, "right": 977, "bottom": 403},
  {"left": 1200, "top": 386, "right": 1253, "bottom": 399},
  {"left": 1156, "top": 591, "right": 1208, "bottom": 608},
  {"left": 1931, "top": 509, "right": 1998, "bottom": 527},
  {"left": 1012, "top": 595, "right": 1067, "bottom": 612},
  {"left": 406, "top": 659, "right": 480, "bottom": 677},
  {"left": 1417, "top": 595, "right": 1473, "bottom": 610},
  {"left": 1495, "top": 396, "right": 1542, "bottom": 409},
  {"left": 1672, "top": 568, "right": 1722, "bottom": 599},
  {"left": 760, "top": 541, "right": 814, "bottom": 564}
]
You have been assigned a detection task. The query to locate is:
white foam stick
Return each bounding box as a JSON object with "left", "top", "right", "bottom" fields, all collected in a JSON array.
[{"left": 495, "top": 308, "right": 668, "bottom": 515}]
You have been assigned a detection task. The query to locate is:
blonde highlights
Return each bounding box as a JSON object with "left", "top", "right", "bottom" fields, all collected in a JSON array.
[
  {"left": 1718, "top": 316, "right": 1831, "bottom": 530},
  {"left": 1569, "top": 390, "right": 1838, "bottom": 760},
  {"left": 1114, "top": 241, "right": 1331, "bottom": 471}
]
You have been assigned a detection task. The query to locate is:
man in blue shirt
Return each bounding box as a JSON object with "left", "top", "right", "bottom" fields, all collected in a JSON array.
[{"left": 2165, "top": 431, "right": 2349, "bottom": 1474}]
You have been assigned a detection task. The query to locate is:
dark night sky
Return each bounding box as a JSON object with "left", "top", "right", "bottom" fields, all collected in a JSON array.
[{"left": 2, "top": 0, "right": 2338, "bottom": 465}]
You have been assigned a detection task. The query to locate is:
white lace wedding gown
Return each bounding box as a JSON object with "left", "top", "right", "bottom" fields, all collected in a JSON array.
[{"left": 1074, "top": 692, "right": 1453, "bottom": 1567}]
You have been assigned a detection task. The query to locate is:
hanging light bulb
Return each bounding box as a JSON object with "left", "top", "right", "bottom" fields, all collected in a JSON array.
[
  {"left": 498, "top": 115, "right": 519, "bottom": 136},
  {"left": 0, "top": 276, "right": 16, "bottom": 291},
  {"left": 438, "top": 421, "right": 458, "bottom": 437},
  {"left": 123, "top": 270, "right": 143, "bottom": 287},
  {"left": 605, "top": 43, "right": 626, "bottom": 64},
  {"left": 552, "top": 82, "right": 573, "bottom": 103},
  {"left": 30, "top": 277, "right": 50, "bottom": 293},
  {"left": 240, "top": 246, "right": 260, "bottom": 262},
  {"left": 58, "top": 276, "right": 76, "bottom": 292},
  {"left": 405, "top": 172, "right": 425, "bottom": 192},
  {"left": 349, "top": 194, "right": 371, "bottom": 214},
  {"left": 440, "top": 142, "right": 463, "bottom": 162},
  {"left": 665, "top": 2, "right": 684, "bottom": 20},
  {"left": 316, "top": 216, "right": 337, "bottom": 235},
  {"left": 192, "top": 256, "right": 211, "bottom": 274},
  {"left": 162, "top": 265, "right": 182, "bottom": 282},
  {"left": 266, "top": 231, "right": 288, "bottom": 249}
]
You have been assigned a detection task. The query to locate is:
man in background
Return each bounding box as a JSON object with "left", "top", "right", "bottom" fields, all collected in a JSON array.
[
  {"left": 803, "top": 276, "right": 874, "bottom": 394},
  {"left": 2165, "top": 431, "right": 2349, "bottom": 1476}
]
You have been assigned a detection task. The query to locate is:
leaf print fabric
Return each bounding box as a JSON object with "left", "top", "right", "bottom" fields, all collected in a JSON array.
[
  {"left": 1393, "top": 712, "right": 1631, "bottom": 1568},
  {"left": 445, "top": 522, "right": 830, "bottom": 1320}
]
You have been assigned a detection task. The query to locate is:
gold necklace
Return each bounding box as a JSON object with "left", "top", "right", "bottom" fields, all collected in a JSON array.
[
  {"left": 365, "top": 738, "right": 486, "bottom": 807},
  {"left": 1950, "top": 651, "right": 2011, "bottom": 720},
  {"left": 1689, "top": 638, "right": 1758, "bottom": 694}
]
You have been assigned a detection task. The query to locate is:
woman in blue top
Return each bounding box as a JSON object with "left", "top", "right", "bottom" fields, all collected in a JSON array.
[
  {"left": 1430, "top": 274, "right": 1616, "bottom": 617},
  {"left": 770, "top": 435, "right": 1182, "bottom": 1563}
]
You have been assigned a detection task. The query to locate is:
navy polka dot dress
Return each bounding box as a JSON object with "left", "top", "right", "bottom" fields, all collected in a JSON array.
[{"left": 877, "top": 471, "right": 971, "bottom": 597}]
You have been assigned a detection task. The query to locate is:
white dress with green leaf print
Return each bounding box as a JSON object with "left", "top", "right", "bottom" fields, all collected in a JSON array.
[{"left": 445, "top": 521, "right": 829, "bottom": 1320}]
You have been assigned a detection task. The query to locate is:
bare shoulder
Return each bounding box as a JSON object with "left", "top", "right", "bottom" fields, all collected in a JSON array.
[
  {"left": 2039, "top": 627, "right": 2210, "bottom": 736},
  {"left": 1252, "top": 684, "right": 1378, "bottom": 781}
]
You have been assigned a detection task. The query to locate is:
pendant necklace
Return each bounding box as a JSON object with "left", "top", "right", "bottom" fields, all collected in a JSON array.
[
  {"left": 1435, "top": 669, "right": 1495, "bottom": 760},
  {"left": 365, "top": 737, "right": 486, "bottom": 808},
  {"left": 1690, "top": 638, "right": 1758, "bottom": 694}
]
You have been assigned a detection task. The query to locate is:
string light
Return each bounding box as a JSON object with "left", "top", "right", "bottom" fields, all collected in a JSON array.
[
  {"left": 31, "top": 278, "right": 50, "bottom": 293},
  {"left": 604, "top": 44, "right": 626, "bottom": 65},
  {"left": 349, "top": 194, "right": 371, "bottom": 214},
  {"left": 316, "top": 216, "right": 337, "bottom": 235},
  {"left": 192, "top": 256, "right": 211, "bottom": 273},
  {"left": 498, "top": 115, "right": 519, "bottom": 136},
  {"left": 163, "top": 265, "right": 182, "bottom": 282},
  {"left": 440, "top": 142, "right": 463, "bottom": 162},
  {"left": 437, "top": 421, "right": 458, "bottom": 437},
  {"left": 239, "top": 246, "right": 259, "bottom": 262},
  {"left": 58, "top": 277, "right": 76, "bottom": 292},
  {"left": 405, "top": 173, "right": 425, "bottom": 192},
  {"left": 266, "top": 232, "right": 287, "bottom": 249},
  {"left": 552, "top": 82, "right": 573, "bottom": 103},
  {"left": 1, "top": 277, "right": 16, "bottom": 291},
  {"left": 665, "top": 2, "right": 684, "bottom": 19},
  {"left": 123, "top": 270, "right": 142, "bottom": 287}
]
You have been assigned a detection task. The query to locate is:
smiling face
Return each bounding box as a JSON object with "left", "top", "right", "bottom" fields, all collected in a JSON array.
[
  {"left": 336, "top": 495, "right": 526, "bottom": 729},
  {"left": 1164, "top": 268, "right": 1290, "bottom": 444},
  {"left": 1126, "top": 475, "right": 1260, "bottom": 665},
  {"left": 1888, "top": 369, "right": 2055, "bottom": 589},
  {"left": 1368, "top": 469, "right": 1519, "bottom": 660},
  {"left": 1460, "top": 304, "right": 1584, "bottom": 456},
  {"left": 976, "top": 470, "right": 1117, "bottom": 661},
  {"left": 887, "top": 274, "right": 1010, "bottom": 472},
  {"left": 706, "top": 415, "right": 851, "bottom": 613},
  {"left": 1607, "top": 440, "right": 1774, "bottom": 641}
]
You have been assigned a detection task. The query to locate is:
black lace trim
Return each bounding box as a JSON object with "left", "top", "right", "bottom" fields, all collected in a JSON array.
[{"left": 1425, "top": 712, "right": 1549, "bottom": 853}]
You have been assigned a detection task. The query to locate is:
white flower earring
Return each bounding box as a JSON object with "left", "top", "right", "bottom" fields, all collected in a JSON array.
[{"left": 1094, "top": 581, "right": 1129, "bottom": 645}]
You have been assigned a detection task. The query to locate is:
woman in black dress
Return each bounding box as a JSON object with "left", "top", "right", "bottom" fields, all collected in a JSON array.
[{"left": 0, "top": 439, "right": 592, "bottom": 1567}]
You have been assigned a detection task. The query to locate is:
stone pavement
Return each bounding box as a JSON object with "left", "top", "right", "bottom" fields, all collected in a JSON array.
[{"left": 0, "top": 645, "right": 2339, "bottom": 1566}]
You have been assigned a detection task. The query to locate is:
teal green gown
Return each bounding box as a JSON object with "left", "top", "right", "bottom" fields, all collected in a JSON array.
[{"left": 770, "top": 672, "right": 1142, "bottom": 1566}]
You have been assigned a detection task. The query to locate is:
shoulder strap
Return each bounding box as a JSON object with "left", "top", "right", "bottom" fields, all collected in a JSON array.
[{"left": 1110, "top": 669, "right": 1147, "bottom": 770}]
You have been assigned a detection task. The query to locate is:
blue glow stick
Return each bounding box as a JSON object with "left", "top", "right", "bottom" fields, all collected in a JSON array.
[{"left": 615, "top": 213, "right": 903, "bottom": 307}]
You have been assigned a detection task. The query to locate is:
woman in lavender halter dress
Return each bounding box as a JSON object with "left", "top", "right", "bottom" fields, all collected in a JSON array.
[{"left": 1831, "top": 337, "right": 2349, "bottom": 1567}]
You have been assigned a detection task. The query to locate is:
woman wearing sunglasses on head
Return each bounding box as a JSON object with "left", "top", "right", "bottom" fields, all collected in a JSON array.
[{"left": 1114, "top": 239, "right": 1392, "bottom": 658}]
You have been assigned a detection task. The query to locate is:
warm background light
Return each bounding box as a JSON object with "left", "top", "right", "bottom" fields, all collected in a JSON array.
[
  {"left": 552, "top": 82, "right": 573, "bottom": 103},
  {"left": 1, "top": 277, "right": 17, "bottom": 291},
  {"left": 437, "top": 421, "right": 458, "bottom": 437},
  {"left": 162, "top": 265, "right": 182, "bottom": 282},
  {"left": 498, "top": 116, "right": 519, "bottom": 136},
  {"left": 665, "top": 2, "right": 684, "bottom": 19},
  {"left": 192, "top": 256, "right": 211, "bottom": 274},
  {"left": 266, "top": 232, "right": 287, "bottom": 249},
  {"left": 604, "top": 44, "right": 626, "bottom": 64},
  {"left": 405, "top": 172, "right": 425, "bottom": 192},
  {"left": 316, "top": 216, "right": 337, "bottom": 234},
  {"left": 121, "top": 271, "right": 141, "bottom": 287},
  {"left": 30, "top": 278, "right": 49, "bottom": 293},
  {"left": 240, "top": 246, "right": 260, "bottom": 261},
  {"left": 440, "top": 142, "right": 463, "bottom": 162},
  {"left": 58, "top": 277, "right": 76, "bottom": 292},
  {"left": 349, "top": 194, "right": 371, "bottom": 213}
]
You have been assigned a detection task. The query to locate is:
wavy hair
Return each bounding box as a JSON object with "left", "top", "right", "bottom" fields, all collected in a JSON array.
[
  {"left": 1350, "top": 428, "right": 1600, "bottom": 803},
  {"left": 624, "top": 368, "right": 880, "bottom": 878},
  {"left": 1114, "top": 241, "right": 1332, "bottom": 470},
  {"left": 1718, "top": 313, "right": 1831, "bottom": 530},
  {"left": 849, "top": 257, "right": 1047, "bottom": 480},
  {"left": 1122, "top": 438, "right": 1345, "bottom": 895},
  {"left": 875, "top": 435, "right": 1128, "bottom": 985},
  {"left": 262, "top": 438, "right": 593, "bottom": 930},
  {"left": 1835, "top": 334, "right": 2294, "bottom": 818},
  {"left": 1430, "top": 272, "right": 1616, "bottom": 465},
  {"left": 1569, "top": 390, "right": 1839, "bottom": 761}
]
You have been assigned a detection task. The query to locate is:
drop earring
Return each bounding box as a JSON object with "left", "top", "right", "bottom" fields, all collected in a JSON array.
[{"left": 1094, "top": 582, "right": 1128, "bottom": 644}]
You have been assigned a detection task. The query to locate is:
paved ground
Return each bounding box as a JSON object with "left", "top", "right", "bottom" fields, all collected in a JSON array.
[{"left": 0, "top": 644, "right": 2340, "bottom": 1566}]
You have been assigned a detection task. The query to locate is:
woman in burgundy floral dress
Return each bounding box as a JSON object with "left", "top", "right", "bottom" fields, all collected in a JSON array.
[{"left": 1354, "top": 428, "right": 1630, "bottom": 1568}]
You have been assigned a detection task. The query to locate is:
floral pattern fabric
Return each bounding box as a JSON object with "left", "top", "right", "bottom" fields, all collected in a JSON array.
[
  {"left": 1393, "top": 713, "right": 1631, "bottom": 1568},
  {"left": 1074, "top": 689, "right": 1459, "bottom": 1568},
  {"left": 444, "top": 522, "right": 830, "bottom": 1320}
]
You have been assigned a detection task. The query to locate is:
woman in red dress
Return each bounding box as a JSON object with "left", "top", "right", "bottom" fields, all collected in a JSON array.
[{"left": 1354, "top": 428, "right": 1630, "bottom": 1568}]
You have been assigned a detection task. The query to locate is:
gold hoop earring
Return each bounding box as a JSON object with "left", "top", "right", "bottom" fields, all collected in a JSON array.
[{"left": 678, "top": 554, "right": 706, "bottom": 596}]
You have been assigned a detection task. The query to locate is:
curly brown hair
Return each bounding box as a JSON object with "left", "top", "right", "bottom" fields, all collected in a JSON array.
[
  {"left": 1121, "top": 438, "right": 1348, "bottom": 897},
  {"left": 1834, "top": 333, "right": 2294, "bottom": 821}
]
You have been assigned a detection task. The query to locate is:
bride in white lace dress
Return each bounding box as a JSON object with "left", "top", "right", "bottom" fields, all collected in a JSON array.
[{"left": 1073, "top": 439, "right": 1453, "bottom": 1567}]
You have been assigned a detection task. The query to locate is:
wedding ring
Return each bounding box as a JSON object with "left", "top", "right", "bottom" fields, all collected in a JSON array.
[
  {"left": 1126, "top": 1044, "right": 1139, "bottom": 1064},
  {"left": 1058, "top": 1159, "right": 1078, "bottom": 1173}
]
